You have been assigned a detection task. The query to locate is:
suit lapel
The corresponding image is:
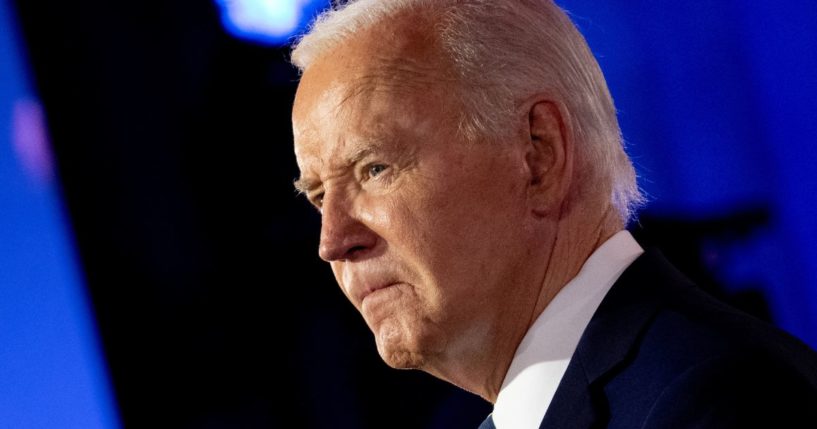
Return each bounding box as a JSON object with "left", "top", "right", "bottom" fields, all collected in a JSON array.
[
  {"left": 538, "top": 250, "right": 689, "bottom": 429},
  {"left": 536, "top": 359, "right": 598, "bottom": 429}
]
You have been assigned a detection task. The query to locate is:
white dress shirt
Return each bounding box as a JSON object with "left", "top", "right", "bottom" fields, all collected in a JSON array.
[{"left": 492, "top": 231, "right": 644, "bottom": 429}]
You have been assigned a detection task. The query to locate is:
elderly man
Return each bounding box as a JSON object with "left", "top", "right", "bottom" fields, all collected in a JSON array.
[{"left": 290, "top": 1, "right": 817, "bottom": 428}]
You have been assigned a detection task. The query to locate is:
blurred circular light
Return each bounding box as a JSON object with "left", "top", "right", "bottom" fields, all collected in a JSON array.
[{"left": 216, "top": 0, "right": 330, "bottom": 45}]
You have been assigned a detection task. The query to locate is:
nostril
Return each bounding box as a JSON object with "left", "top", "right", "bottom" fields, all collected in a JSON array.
[
  {"left": 347, "top": 245, "right": 367, "bottom": 257},
  {"left": 318, "top": 241, "right": 372, "bottom": 262}
]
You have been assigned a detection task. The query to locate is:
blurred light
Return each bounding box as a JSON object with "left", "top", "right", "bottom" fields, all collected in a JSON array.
[
  {"left": 12, "top": 98, "right": 53, "bottom": 184},
  {"left": 215, "top": 0, "right": 331, "bottom": 45}
]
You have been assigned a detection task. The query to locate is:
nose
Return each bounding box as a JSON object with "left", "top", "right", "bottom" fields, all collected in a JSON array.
[{"left": 318, "top": 190, "right": 378, "bottom": 262}]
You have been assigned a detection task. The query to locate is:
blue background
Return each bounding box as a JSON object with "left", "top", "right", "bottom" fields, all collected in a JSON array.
[{"left": 558, "top": 0, "right": 817, "bottom": 348}]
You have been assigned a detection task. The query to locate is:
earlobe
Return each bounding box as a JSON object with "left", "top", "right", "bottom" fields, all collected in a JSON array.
[{"left": 524, "top": 99, "right": 573, "bottom": 217}]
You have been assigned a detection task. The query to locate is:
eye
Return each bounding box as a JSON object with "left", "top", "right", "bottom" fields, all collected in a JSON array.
[
  {"left": 367, "top": 164, "right": 388, "bottom": 178},
  {"left": 308, "top": 192, "right": 324, "bottom": 210}
]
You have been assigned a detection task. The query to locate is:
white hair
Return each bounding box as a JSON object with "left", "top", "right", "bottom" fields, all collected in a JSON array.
[{"left": 291, "top": 0, "right": 644, "bottom": 222}]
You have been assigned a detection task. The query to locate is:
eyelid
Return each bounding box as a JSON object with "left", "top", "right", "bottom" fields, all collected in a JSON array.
[
  {"left": 306, "top": 191, "right": 324, "bottom": 210},
  {"left": 361, "top": 162, "right": 390, "bottom": 181}
]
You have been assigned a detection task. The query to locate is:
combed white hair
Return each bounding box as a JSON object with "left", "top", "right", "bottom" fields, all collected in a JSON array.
[{"left": 291, "top": 0, "right": 644, "bottom": 222}]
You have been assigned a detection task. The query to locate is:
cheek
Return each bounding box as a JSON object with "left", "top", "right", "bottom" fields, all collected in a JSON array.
[
  {"left": 358, "top": 182, "right": 430, "bottom": 249},
  {"left": 358, "top": 156, "right": 525, "bottom": 292},
  {"left": 359, "top": 195, "right": 399, "bottom": 233},
  {"left": 426, "top": 170, "right": 521, "bottom": 245},
  {"left": 416, "top": 160, "right": 526, "bottom": 289}
]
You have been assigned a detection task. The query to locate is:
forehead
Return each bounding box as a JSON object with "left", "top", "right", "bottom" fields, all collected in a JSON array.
[
  {"left": 293, "top": 13, "right": 451, "bottom": 111},
  {"left": 292, "top": 18, "right": 459, "bottom": 166}
]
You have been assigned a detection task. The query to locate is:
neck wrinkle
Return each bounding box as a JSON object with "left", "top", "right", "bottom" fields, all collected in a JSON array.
[{"left": 532, "top": 205, "right": 622, "bottom": 321}]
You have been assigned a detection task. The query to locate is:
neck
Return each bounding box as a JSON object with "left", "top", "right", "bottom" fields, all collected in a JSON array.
[
  {"left": 435, "top": 203, "right": 624, "bottom": 403},
  {"left": 529, "top": 204, "right": 624, "bottom": 328}
]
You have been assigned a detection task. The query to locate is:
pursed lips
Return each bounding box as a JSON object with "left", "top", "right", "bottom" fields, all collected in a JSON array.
[
  {"left": 340, "top": 265, "right": 405, "bottom": 307},
  {"left": 357, "top": 281, "right": 399, "bottom": 305}
]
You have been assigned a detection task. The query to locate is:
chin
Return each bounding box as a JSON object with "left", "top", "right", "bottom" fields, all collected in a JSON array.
[
  {"left": 373, "top": 324, "right": 430, "bottom": 369},
  {"left": 378, "top": 348, "right": 426, "bottom": 369}
]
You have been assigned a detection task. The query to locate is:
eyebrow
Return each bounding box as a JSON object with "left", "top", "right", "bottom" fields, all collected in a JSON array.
[
  {"left": 292, "top": 177, "right": 316, "bottom": 195},
  {"left": 293, "top": 144, "right": 383, "bottom": 195}
]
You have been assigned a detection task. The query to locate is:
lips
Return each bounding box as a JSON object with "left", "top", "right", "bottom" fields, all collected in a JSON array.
[
  {"left": 359, "top": 282, "right": 398, "bottom": 304},
  {"left": 342, "top": 266, "right": 405, "bottom": 307}
]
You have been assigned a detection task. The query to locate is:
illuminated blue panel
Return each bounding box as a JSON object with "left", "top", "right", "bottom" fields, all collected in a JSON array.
[
  {"left": 0, "top": 0, "right": 121, "bottom": 427},
  {"left": 215, "top": 0, "right": 332, "bottom": 45}
]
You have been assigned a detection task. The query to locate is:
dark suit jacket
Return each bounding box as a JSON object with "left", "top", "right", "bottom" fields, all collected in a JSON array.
[{"left": 535, "top": 249, "right": 817, "bottom": 428}]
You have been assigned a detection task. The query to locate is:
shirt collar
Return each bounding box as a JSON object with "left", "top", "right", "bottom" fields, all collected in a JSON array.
[{"left": 492, "top": 231, "right": 644, "bottom": 429}]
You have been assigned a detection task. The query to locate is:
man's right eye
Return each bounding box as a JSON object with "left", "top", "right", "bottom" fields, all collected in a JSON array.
[
  {"left": 308, "top": 193, "right": 324, "bottom": 210},
  {"left": 368, "top": 164, "right": 388, "bottom": 178}
]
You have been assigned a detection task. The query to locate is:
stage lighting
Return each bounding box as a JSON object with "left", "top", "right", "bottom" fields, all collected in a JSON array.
[{"left": 215, "top": 0, "right": 331, "bottom": 45}]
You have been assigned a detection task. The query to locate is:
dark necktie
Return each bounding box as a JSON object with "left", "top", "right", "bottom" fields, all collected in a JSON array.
[{"left": 478, "top": 414, "right": 496, "bottom": 429}]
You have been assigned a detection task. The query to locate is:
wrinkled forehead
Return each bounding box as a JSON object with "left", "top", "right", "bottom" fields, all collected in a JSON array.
[
  {"left": 292, "top": 65, "right": 452, "bottom": 170},
  {"left": 292, "top": 21, "right": 460, "bottom": 157},
  {"left": 295, "top": 23, "right": 452, "bottom": 102},
  {"left": 294, "top": 11, "right": 458, "bottom": 107},
  {"left": 294, "top": 62, "right": 449, "bottom": 135}
]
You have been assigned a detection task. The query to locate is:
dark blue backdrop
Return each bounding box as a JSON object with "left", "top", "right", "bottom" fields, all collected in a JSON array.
[{"left": 557, "top": 0, "right": 817, "bottom": 348}]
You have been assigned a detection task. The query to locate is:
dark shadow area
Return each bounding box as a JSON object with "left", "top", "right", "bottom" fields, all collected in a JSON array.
[{"left": 631, "top": 208, "right": 774, "bottom": 323}]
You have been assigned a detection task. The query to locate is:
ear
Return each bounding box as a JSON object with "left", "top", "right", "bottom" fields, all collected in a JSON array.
[{"left": 524, "top": 99, "right": 574, "bottom": 217}]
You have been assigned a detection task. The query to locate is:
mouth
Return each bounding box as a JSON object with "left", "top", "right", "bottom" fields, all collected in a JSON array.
[{"left": 359, "top": 282, "right": 399, "bottom": 305}]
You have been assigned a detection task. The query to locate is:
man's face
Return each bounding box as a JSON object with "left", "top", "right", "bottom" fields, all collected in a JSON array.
[{"left": 292, "top": 27, "right": 536, "bottom": 371}]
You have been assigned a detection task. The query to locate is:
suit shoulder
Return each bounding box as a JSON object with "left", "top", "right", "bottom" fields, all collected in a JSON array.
[
  {"left": 601, "top": 262, "right": 817, "bottom": 427},
  {"left": 604, "top": 301, "right": 817, "bottom": 428},
  {"left": 638, "top": 351, "right": 817, "bottom": 428}
]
